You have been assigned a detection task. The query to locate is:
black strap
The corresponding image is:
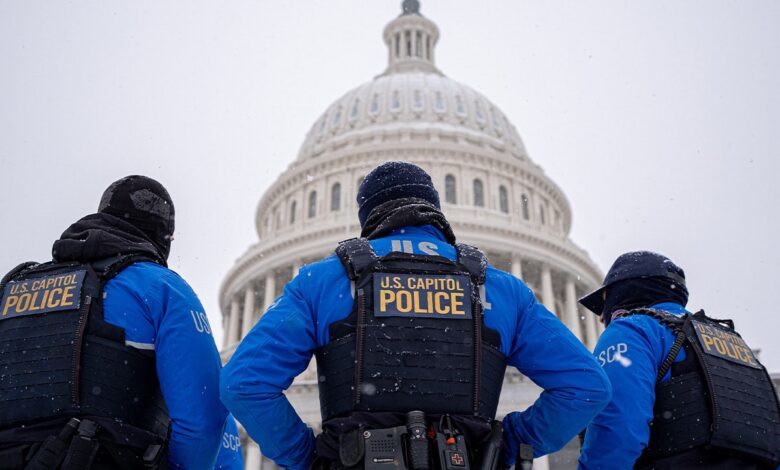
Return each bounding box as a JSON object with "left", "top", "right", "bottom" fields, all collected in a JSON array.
[
  {"left": 455, "top": 244, "right": 487, "bottom": 286},
  {"left": 335, "top": 239, "right": 377, "bottom": 281},
  {"left": 91, "top": 254, "right": 159, "bottom": 284},
  {"left": 657, "top": 330, "right": 686, "bottom": 382},
  {"left": 614, "top": 308, "right": 689, "bottom": 384},
  {"left": 24, "top": 418, "right": 81, "bottom": 470},
  {"left": 61, "top": 420, "right": 99, "bottom": 470}
]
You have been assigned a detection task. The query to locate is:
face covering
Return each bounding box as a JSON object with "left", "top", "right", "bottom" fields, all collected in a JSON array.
[{"left": 601, "top": 276, "right": 689, "bottom": 326}]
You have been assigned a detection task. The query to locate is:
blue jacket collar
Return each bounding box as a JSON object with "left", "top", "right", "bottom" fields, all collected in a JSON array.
[
  {"left": 386, "top": 225, "right": 447, "bottom": 242},
  {"left": 650, "top": 302, "right": 689, "bottom": 316}
]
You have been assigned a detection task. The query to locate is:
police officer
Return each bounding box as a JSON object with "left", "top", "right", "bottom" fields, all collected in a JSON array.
[
  {"left": 578, "top": 251, "right": 780, "bottom": 469},
  {"left": 220, "top": 161, "right": 612, "bottom": 469},
  {"left": 0, "top": 176, "right": 227, "bottom": 469}
]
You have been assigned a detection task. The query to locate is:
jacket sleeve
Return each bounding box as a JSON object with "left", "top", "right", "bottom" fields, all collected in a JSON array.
[
  {"left": 220, "top": 268, "right": 317, "bottom": 470},
  {"left": 151, "top": 272, "right": 228, "bottom": 469},
  {"left": 578, "top": 317, "right": 663, "bottom": 470},
  {"left": 214, "top": 414, "right": 244, "bottom": 470},
  {"left": 501, "top": 281, "right": 612, "bottom": 464}
]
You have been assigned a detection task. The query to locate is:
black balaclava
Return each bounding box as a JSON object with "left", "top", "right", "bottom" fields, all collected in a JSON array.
[
  {"left": 601, "top": 276, "right": 689, "bottom": 326},
  {"left": 98, "top": 175, "right": 175, "bottom": 260}
]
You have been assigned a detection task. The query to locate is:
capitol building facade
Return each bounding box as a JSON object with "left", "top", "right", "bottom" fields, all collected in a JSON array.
[{"left": 220, "top": 3, "right": 605, "bottom": 469}]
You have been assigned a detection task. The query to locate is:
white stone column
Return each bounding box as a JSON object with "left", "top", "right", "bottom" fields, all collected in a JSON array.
[
  {"left": 245, "top": 440, "right": 261, "bottom": 470},
  {"left": 540, "top": 264, "right": 555, "bottom": 314},
  {"left": 292, "top": 260, "right": 302, "bottom": 278},
  {"left": 226, "top": 297, "right": 240, "bottom": 348},
  {"left": 511, "top": 254, "right": 523, "bottom": 279},
  {"left": 583, "top": 305, "right": 599, "bottom": 350},
  {"left": 263, "top": 271, "right": 277, "bottom": 312},
  {"left": 533, "top": 455, "right": 550, "bottom": 470},
  {"left": 241, "top": 284, "right": 256, "bottom": 338},
  {"left": 564, "top": 277, "right": 583, "bottom": 340}
]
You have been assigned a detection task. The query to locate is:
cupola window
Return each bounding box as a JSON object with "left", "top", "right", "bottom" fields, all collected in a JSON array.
[
  {"left": 289, "top": 201, "right": 297, "bottom": 224},
  {"left": 539, "top": 205, "right": 546, "bottom": 225},
  {"left": 445, "top": 174, "right": 457, "bottom": 204}
]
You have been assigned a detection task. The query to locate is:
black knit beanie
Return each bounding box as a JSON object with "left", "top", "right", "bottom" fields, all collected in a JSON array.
[
  {"left": 357, "top": 161, "right": 440, "bottom": 227},
  {"left": 98, "top": 175, "right": 175, "bottom": 260}
]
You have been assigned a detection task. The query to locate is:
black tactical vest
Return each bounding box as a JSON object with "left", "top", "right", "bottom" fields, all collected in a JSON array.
[
  {"left": 315, "top": 238, "right": 507, "bottom": 425},
  {"left": 626, "top": 309, "right": 780, "bottom": 469},
  {"left": 0, "top": 255, "right": 170, "bottom": 467}
]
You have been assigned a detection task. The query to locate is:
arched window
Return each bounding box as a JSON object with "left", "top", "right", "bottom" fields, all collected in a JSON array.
[
  {"left": 412, "top": 90, "right": 424, "bottom": 111},
  {"left": 434, "top": 92, "right": 446, "bottom": 113},
  {"left": 499, "top": 185, "right": 509, "bottom": 213},
  {"left": 455, "top": 95, "right": 466, "bottom": 116},
  {"left": 406, "top": 30, "right": 412, "bottom": 57},
  {"left": 308, "top": 191, "right": 317, "bottom": 218},
  {"left": 539, "top": 205, "right": 546, "bottom": 225},
  {"left": 390, "top": 90, "right": 401, "bottom": 111},
  {"left": 289, "top": 201, "right": 297, "bottom": 224},
  {"left": 473, "top": 179, "right": 484, "bottom": 207},
  {"left": 369, "top": 93, "right": 380, "bottom": 115},
  {"left": 445, "top": 174, "right": 457, "bottom": 204},
  {"left": 331, "top": 183, "right": 341, "bottom": 211},
  {"left": 349, "top": 99, "right": 360, "bottom": 121},
  {"left": 521, "top": 194, "right": 530, "bottom": 220}
]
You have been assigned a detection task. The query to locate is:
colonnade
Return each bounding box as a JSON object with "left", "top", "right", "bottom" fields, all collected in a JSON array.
[{"left": 222, "top": 255, "right": 603, "bottom": 352}]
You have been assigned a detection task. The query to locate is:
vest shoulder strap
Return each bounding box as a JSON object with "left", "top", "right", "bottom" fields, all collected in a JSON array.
[
  {"left": 335, "top": 238, "right": 377, "bottom": 281},
  {"left": 455, "top": 243, "right": 487, "bottom": 285},
  {"left": 0, "top": 261, "right": 40, "bottom": 292},
  {"left": 614, "top": 308, "right": 688, "bottom": 382},
  {"left": 90, "top": 254, "right": 160, "bottom": 285}
]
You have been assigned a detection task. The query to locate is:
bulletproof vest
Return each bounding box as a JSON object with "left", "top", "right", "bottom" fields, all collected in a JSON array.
[
  {"left": 315, "top": 238, "right": 507, "bottom": 423},
  {"left": 627, "top": 309, "right": 780, "bottom": 469},
  {"left": 0, "top": 255, "right": 170, "bottom": 457}
]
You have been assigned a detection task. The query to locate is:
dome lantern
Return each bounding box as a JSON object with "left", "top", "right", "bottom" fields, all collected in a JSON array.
[{"left": 383, "top": 1, "right": 440, "bottom": 75}]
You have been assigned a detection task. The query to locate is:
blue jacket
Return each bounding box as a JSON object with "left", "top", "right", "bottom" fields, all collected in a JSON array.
[
  {"left": 103, "top": 262, "right": 228, "bottom": 469},
  {"left": 578, "top": 302, "right": 689, "bottom": 469},
  {"left": 220, "top": 225, "right": 612, "bottom": 470},
  {"left": 214, "top": 414, "right": 244, "bottom": 470}
]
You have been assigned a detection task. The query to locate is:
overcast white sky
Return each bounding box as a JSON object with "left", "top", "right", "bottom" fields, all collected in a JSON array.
[{"left": 1, "top": 1, "right": 779, "bottom": 371}]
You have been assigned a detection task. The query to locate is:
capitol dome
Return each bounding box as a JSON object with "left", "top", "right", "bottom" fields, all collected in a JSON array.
[{"left": 220, "top": 2, "right": 604, "bottom": 468}]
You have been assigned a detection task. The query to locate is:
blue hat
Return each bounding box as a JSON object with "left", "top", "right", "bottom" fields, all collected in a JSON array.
[
  {"left": 579, "top": 251, "right": 686, "bottom": 314},
  {"left": 357, "top": 161, "right": 440, "bottom": 226}
]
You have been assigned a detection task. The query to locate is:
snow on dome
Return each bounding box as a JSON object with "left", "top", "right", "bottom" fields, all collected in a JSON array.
[{"left": 296, "top": 72, "right": 528, "bottom": 162}]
